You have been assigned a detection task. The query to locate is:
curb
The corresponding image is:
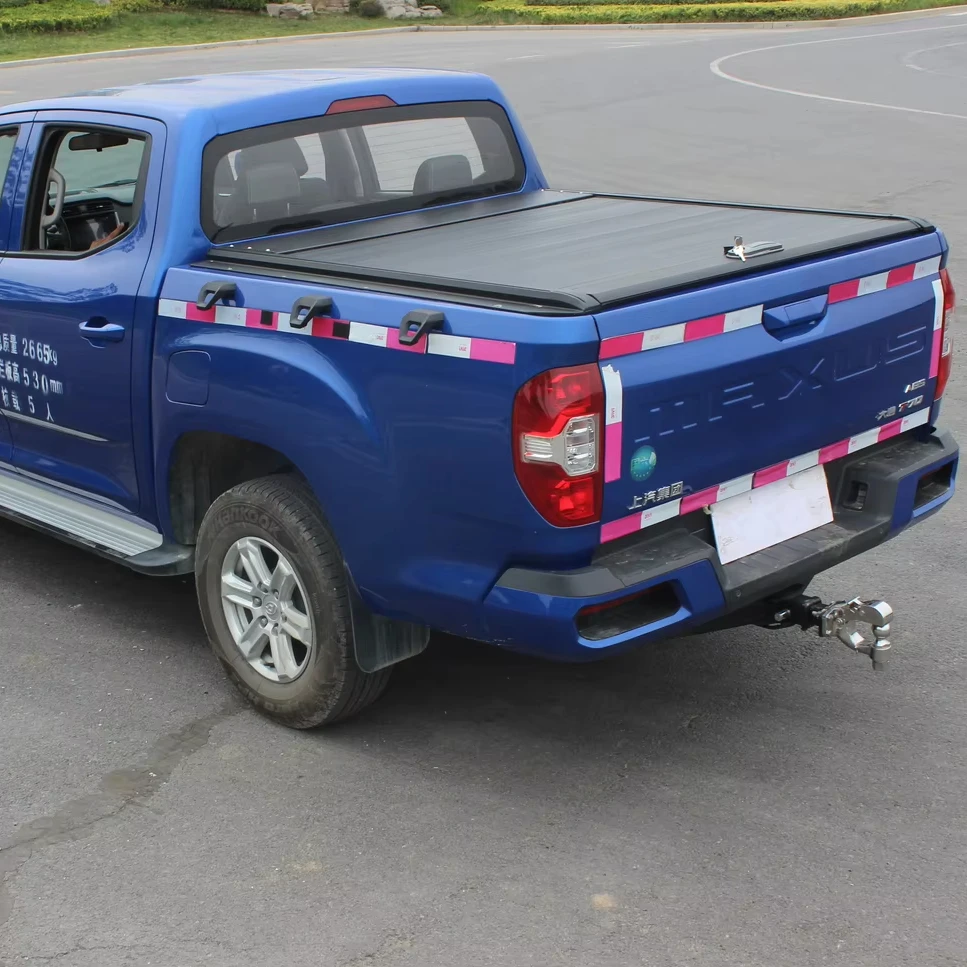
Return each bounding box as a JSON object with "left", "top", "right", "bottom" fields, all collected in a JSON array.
[
  {"left": 0, "top": 25, "right": 419, "bottom": 68},
  {"left": 421, "top": 7, "right": 967, "bottom": 27},
  {"left": 0, "top": 3, "right": 964, "bottom": 69}
]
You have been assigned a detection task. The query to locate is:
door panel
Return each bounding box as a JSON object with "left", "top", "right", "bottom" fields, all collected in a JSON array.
[{"left": 0, "top": 114, "right": 164, "bottom": 512}]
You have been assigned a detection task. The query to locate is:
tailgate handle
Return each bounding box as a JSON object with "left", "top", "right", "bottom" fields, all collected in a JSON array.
[{"left": 762, "top": 294, "right": 828, "bottom": 339}]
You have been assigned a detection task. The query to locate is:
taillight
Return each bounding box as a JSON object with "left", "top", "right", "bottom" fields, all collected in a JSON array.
[
  {"left": 937, "top": 268, "right": 956, "bottom": 400},
  {"left": 513, "top": 364, "right": 604, "bottom": 527}
]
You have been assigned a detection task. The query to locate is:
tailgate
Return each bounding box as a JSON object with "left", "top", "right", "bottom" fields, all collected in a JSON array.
[{"left": 597, "top": 234, "right": 945, "bottom": 543}]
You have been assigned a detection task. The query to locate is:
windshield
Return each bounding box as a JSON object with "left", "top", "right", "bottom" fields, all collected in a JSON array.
[{"left": 201, "top": 100, "right": 526, "bottom": 243}]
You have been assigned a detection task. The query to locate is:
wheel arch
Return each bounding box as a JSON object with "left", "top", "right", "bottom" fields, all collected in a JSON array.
[{"left": 164, "top": 430, "right": 309, "bottom": 545}]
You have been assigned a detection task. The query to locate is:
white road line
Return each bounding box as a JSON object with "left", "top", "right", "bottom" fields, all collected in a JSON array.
[
  {"left": 507, "top": 54, "right": 545, "bottom": 61},
  {"left": 902, "top": 39, "right": 967, "bottom": 76},
  {"left": 709, "top": 21, "right": 967, "bottom": 122}
]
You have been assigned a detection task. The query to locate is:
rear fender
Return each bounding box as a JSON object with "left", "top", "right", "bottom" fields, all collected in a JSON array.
[
  {"left": 153, "top": 317, "right": 382, "bottom": 565},
  {"left": 154, "top": 264, "right": 600, "bottom": 625}
]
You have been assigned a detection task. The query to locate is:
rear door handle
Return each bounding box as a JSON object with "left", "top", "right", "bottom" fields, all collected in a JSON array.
[{"left": 79, "top": 319, "right": 125, "bottom": 344}]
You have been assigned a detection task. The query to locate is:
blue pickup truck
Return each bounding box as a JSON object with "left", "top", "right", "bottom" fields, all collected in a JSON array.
[{"left": 0, "top": 70, "right": 957, "bottom": 726}]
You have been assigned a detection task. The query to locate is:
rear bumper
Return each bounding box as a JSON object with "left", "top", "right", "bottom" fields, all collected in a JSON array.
[{"left": 482, "top": 428, "right": 958, "bottom": 660}]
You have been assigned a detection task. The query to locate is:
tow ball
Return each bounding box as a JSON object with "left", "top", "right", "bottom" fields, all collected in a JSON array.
[{"left": 768, "top": 595, "right": 894, "bottom": 671}]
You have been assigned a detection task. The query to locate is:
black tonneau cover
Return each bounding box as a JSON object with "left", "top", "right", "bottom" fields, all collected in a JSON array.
[{"left": 204, "top": 191, "right": 930, "bottom": 315}]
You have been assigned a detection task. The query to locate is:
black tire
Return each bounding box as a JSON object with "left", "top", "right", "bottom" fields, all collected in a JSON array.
[{"left": 194, "top": 474, "right": 392, "bottom": 728}]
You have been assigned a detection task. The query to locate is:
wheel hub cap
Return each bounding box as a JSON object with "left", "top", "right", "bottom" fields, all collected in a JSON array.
[{"left": 219, "top": 536, "right": 314, "bottom": 683}]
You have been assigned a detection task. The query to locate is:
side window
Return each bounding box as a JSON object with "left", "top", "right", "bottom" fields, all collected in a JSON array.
[
  {"left": 0, "top": 129, "right": 17, "bottom": 183},
  {"left": 26, "top": 127, "right": 147, "bottom": 254},
  {"left": 0, "top": 127, "right": 20, "bottom": 251},
  {"left": 361, "top": 117, "right": 485, "bottom": 193}
]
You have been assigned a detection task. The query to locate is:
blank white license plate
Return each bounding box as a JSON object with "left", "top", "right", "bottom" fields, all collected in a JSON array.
[{"left": 710, "top": 465, "right": 834, "bottom": 565}]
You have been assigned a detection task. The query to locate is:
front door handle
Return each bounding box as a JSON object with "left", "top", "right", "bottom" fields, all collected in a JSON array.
[{"left": 79, "top": 319, "right": 126, "bottom": 344}]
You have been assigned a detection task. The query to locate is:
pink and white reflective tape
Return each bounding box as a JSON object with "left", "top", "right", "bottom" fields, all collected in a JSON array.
[
  {"left": 599, "top": 407, "right": 932, "bottom": 545},
  {"left": 157, "top": 299, "right": 517, "bottom": 365},
  {"left": 601, "top": 364, "right": 623, "bottom": 483},
  {"left": 425, "top": 331, "right": 517, "bottom": 364},
  {"left": 598, "top": 256, "right": 943, "bottom": 362},
  {"left": 929, "top": 277, "right": 945, "bottom": 380},
  {"left": 828, "top": 256, "right": 941, "bottom": 304},
  {"left": 600, "top": 305, "right": 762, "bottom": 361}
]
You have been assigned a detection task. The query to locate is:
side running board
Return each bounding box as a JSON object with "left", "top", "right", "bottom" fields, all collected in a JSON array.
[{"left": 0, "top": 465, "right": 194, "bottom": 575}]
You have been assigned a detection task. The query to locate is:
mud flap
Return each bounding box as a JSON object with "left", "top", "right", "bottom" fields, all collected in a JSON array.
[{"left": 346, "top": 569, "right": 430, "bottom": 673}]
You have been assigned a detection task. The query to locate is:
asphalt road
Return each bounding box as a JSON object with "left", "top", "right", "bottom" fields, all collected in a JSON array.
[{"left": 3, "top": 12, "right": 967, "bottom": 966}]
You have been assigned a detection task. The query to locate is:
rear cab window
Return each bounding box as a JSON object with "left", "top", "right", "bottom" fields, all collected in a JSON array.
[{"left": 202, "top": 100, "right": 525, "bottom": 243}]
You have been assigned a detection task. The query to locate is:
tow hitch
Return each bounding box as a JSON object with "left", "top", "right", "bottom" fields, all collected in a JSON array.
[{"left": 768, "top": 595, "right": 894, "bottom": 671}]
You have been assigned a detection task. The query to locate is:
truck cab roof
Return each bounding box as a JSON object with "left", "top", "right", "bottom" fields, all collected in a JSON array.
[{"left": 2, "top": 69, "right": 504, "bottom": 133}]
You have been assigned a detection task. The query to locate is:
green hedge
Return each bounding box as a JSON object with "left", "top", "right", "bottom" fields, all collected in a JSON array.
[
  {"left": 0, "top": 0, "right": 48, "bottom": 10},
  {"left": 158, "top": 0, "right": 267, "bottom": 12},
  {"left": 0, "top": 0, "right": 116, "bottom": 31},
  {"left": 480, "top": 0, "right": 960, "bottom": 20},
  {"left": 523, "top": 0, "right": 804, "bottom": 5},
  {"left": 114, "top": 0, "right": 167, "bottom": 10},
  {"left": 0, "top": 0, "right": 268, "bottom": 31}
]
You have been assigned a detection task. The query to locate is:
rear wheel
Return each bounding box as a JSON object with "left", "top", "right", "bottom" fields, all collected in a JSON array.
[{"left": 194, "top": 474, "right": 391, "bottom": 728}]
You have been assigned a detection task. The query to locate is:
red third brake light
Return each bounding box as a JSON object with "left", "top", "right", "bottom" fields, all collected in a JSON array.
[
  {"left": 325, "top": 95, "right": 397, "bottom": 115},
  {"left": 937, "top": 268, "right": 956, "bottom": 401},
  {"left": 513, "top": 364, "right": 604, "bottom": 527}
]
